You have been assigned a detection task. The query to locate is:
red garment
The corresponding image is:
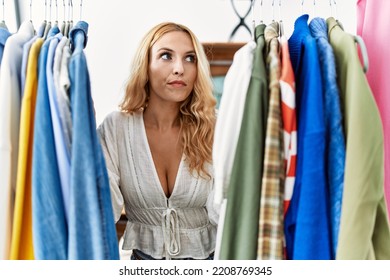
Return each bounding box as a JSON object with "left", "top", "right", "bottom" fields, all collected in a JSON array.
[{"left": 279, "top": 36, "right": 297, "bottom": 215}]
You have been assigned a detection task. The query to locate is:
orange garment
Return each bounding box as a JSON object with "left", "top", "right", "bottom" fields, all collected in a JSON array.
[{"left": 279, "top": 36, "right": 297, "bottom": 215}]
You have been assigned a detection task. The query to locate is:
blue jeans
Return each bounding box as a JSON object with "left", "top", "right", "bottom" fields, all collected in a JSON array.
[{"left": 131, "top": 249, "right": 214, "bottom": 260}]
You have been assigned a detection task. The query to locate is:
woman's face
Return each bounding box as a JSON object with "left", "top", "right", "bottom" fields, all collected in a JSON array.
[{"left": 148, "top": 31, "right": 197, "bottom": 105}]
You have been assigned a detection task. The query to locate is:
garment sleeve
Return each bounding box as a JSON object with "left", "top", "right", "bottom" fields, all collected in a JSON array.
[
  {"left": 97, "top": 114, "right": 124, "bottom": 223},
  {"left": 206, "top": 178, "right": 220, "bottom": 226}
]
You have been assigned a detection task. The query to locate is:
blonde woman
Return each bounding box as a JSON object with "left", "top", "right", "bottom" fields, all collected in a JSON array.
[{"left": 98, "top": 22, "right": 218, "bottom": 260}]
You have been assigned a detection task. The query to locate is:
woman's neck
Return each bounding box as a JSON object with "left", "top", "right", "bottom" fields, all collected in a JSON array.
[{"left": 143, "top": 105, "right": 181, "bottom": 131}]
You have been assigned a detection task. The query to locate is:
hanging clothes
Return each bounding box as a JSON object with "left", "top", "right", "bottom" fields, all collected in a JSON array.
[
  {"left": 0, "top": 25, "right": 11, "bottom": 68},
  {"left": 327, "top": 17, "right": 390, "bottom": 260},
  {"left": 357, "top": 0, "right": 390, "bottom": 219},
  {"left": 20, "top": 23, "right": 45, "bottom": 96},
  {"left": 213, "top": 41, "right": 256, "bottom": 207},
  {"left": 53, "top": 36, "right": 72, "bottom": 159},
  {"left": 257, "top": 21, "right": 285, "bottom": 260},
  {"left": 0, "top": 21, "right": 35, "bottom": 260},
  {"left": 47, "top": 32, "right": 72, "bottom": 221},
  {"left": 32, "top": 25, "right": 68, "bottom": 260},
  {"left": 219, "top": 24, "right": 268, "bottom": 260},
  {"left": 285, "top": 14, "right": 332, "bottom": 260},
  {"left": 10, "top": 38, "right": 44, "bottom": 260},
  {"left": 213, "top": 41, "right": 256, "bottom": 260},
  {"left": 309, "top": 17, "right": 346, "bottom": 259},
  {"left": 279, "top": 31, "right": 297, "bottom": 216},
  {"left": 68, "top": 21, "right": 119, "bottom": 260}
]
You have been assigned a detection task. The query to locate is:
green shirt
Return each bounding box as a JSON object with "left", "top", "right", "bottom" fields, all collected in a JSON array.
[
  {"left": 327, "top": 17, "right": 390, "bottom": 259},
  {"left": 219, "top": 24, "right": 269, "bottom": 260}
]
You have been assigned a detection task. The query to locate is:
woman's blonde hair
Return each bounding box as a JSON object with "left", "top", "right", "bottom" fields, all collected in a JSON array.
[{"left": 120, "top": 22, "right": 216, "bottom": 178}]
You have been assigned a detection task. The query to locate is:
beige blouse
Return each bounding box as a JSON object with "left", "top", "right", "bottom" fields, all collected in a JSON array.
[{"left": 97, "top": 111, "right": 218, "bottom": 259}]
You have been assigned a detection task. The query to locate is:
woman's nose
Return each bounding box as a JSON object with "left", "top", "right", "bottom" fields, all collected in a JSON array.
[{"left": 173, "top": 60, "right": 184, "bottom": 75}]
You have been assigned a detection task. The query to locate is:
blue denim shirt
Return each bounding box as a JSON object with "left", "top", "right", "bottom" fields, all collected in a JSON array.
[
  {"left": 32, "top": 25, "right": 68, "bottom": 260},
  {"left": 0, "top": 26, "right": 11, "bottom": 66},
  {"left": 68, "top": 21, "right": 119, "bottom": 260},
  {"left": 46, "top": 32, "right": 72, "bottom": 224},
  {"left": 309, "top": 17, "right": 346, "bottom": 259}
]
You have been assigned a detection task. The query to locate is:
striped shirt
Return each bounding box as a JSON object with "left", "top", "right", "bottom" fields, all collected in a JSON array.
[{"left": 279, "top": 35, "right": 297, "bottom": 215}]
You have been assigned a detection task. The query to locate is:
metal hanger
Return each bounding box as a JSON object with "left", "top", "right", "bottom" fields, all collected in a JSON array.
[
  {"left": 259, "top": 0, "right": 263, "bottom": 24},
  {"left": 79, "top": 0, "right": 83, "bottom": 21},
  {"left": 64, "top": 0, "right": 73, "bottom": 37},
  {"left": 60, "top": 0, "right": 66, "bottom": 34},
  {"left": 53, "top": 0, "right": 59, "bottom": 27},
  {"left": 272, "top": 0, "right": 276, "bottom": 23},
  {"left": 0, "top": 0, "right": 7, "bottom": 29},
  {"left": 328, "top": 0, "right": 369, "bottom": 73},
  {"left": 251, "top": 0, "right": 256, "bottom": 41},
  {"left": 43, "top": 0, "right": 52, "bottom": 39},
  {"left": 313, "top": 0, "right": 317, "bottom": 17},
  {"left": 279, "top": 0, "right": 284, "bottom": 37},
  {"left": 331, "top": 0, "right": 339, "bottom": 20}
]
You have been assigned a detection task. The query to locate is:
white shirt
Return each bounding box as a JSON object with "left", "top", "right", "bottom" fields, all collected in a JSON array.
[
  {"left": 97, "top": 111, "right": 218, "bottom": 259},
  {"left": 212, "top": 41, "right": 256, "bottom": 207},
  {"left": 0, "top": 21, "right": 35, "bottom": 260}
]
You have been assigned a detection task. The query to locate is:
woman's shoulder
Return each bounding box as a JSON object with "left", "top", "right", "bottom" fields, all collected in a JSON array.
[
  {"left": 98, "top": 110, "right": 143, "bottom": 136},
  {"left": 100, "top": 110, "right": 141, "bottom": 126}
]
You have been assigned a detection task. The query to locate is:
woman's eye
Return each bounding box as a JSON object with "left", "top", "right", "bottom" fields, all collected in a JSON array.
[
  {"left": 185, "top": 55, "right": 196, "bottom": 63},
  {"left": 161, "top": 52, "right": 172, "bottom": 60}
]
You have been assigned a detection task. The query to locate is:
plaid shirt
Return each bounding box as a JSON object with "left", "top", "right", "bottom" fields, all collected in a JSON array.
[{"left": 257, "top": 22, "right": 285, "bottom": 260}]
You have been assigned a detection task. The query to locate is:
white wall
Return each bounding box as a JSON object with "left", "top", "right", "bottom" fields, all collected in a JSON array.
[{"left": 16, "top": 0, "right": 357, "bottom": 125}]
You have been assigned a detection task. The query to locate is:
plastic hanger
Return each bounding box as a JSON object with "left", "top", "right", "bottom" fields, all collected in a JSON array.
[{"left": 354, "top": 35, "right": 369, "bottom": 74}]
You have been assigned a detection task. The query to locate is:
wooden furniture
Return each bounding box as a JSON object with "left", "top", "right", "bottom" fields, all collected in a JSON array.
[{"left": 202, "top": 42, "right": 245, "bottom": 76}]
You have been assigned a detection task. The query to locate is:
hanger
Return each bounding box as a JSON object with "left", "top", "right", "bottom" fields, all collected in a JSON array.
[
  {"left": 312, "top": 0, "right": 317, "bottom": 18},
  {"left": 354, "top": 35, "right": 369, "bottom": 74},
  {"left": 271, "top": 0, "right": 276, "bottom": 23},
  {"left": 228, "top": 0, "right": 253, "bottom": 41},
  {"left": 0, "top": 0, "right": 8, "bottom": 30},
  {"left": 79, "top": 0, "right": 83, "bottom": 21},
  {"left": 278, "top": 0, "right": 284, "bottom": 37},
  {"left": 259, "top": 0, "right": 263, "bottom": 24},
  {"left": 43, "top": 0, "right": 52, "bottom": 39},
  {"left": 328, "top": 0, "right": 369, "bottom": 73},
  {"left": 250, "top": 0, "right": 256, "bottom": 41},
  {"left": 53, "top": 0, "right": 59, "bottom": 28},
  {"left": 330, "top": 0, "right": 339, "bottom": 20},
  {"left": 64, "top": 0, "right": 73, "bottom": 37},
  {"left": 60, "top": 0, "right": 66, "bottom": 34}
]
